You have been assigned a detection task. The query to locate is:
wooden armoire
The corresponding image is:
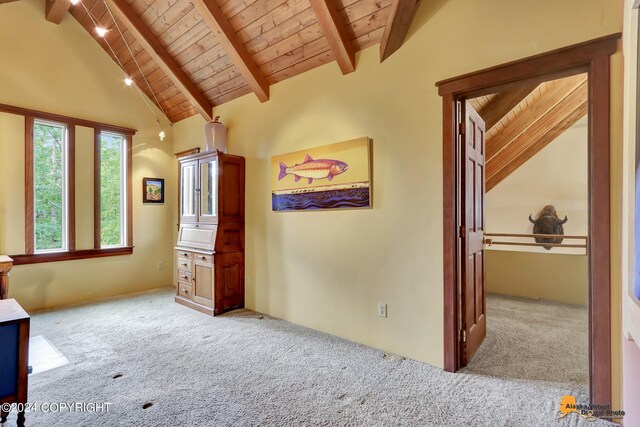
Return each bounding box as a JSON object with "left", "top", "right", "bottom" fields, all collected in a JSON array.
[{"left": 175, "top": 150, "right": 245, "bottom": 316}]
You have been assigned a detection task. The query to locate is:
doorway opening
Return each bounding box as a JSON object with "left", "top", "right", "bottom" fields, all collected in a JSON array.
[
  {"left": 436, "top": 34, "right": 620, "bottom": 406},
  {"left": 460, "top": 74, "right": 590, "bottom": 388}
]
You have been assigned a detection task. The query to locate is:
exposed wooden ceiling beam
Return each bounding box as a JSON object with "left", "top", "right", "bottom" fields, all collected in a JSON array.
[
  {"left": 309, "top": 0, "right": 355, "bottom": 74},
  {"left": 191, "top": 0, "right": 270, "bottom": 102},
  {"left": 477, "top": 84, "right": 538, "bottom": 131},
  {"left": 106, "top": 0, "right": 214, "bottom": 121},
  {"left": 45, "top": 0, "right": 70, "bottom": 24},
  {"left": 380, "top": 0, "right": 419, "bottom": 62},
  {"left": 485, "top": 73, "right": 586, "bottom": 161},
  {"left": 487, "top": 101, "right": 587, "bottom": 191},
  {"left": 486, "top": 82, "right": 588, "bottom": 191}
]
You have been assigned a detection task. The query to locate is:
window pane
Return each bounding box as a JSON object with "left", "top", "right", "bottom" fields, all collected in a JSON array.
[
  {"left": 100, "top": 132, "right": 125, "bottom": 247},
  {"left": 34, "top": 121, "right": 66, "bottom": 252}
]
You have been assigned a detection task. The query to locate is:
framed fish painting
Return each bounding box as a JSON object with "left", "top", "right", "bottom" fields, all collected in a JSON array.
[{"left": 271, "top": 137, "right": 372, "bottom": 211}]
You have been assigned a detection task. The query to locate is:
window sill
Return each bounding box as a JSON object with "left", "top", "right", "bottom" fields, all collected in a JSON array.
[{"left": 10, "top": 247, "right": 134, "bottom": 265}]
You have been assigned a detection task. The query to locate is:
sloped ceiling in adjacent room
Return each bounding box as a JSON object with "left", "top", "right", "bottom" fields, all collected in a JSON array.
[{"left": 468, "top": 73, "right": 588, "bottom": 191}]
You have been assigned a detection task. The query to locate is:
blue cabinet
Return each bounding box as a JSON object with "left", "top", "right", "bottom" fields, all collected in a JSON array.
[{"left": 0, "top": 299, "right": 29, "bottom": 426}]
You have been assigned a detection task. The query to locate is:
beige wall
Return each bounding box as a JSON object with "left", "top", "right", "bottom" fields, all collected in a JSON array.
[
  {"left": 486, "top": 251, "right": 588, "bottom": 306},
  {"left": 484, "top": 116, "right": 589, "bottom": 305},
  {"left": 486, "top": 117, "right": 588, "bottom": 255},
  {"left": 0, "top": 0, "right": 175, "bottom": 311},
  {"left": 173, "top": 0, "right": 622, "bottom": 375}
]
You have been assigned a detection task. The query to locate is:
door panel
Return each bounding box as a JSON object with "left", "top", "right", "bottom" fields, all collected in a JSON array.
[
  {"left": 180, "top": 161, "right": 198, "bottom": 224},
  {"left": 460, "top": 102, "right": 486, "bottom": 366},
  {"left": 193, "top": 262, "right": 214, "bottom": 308}
]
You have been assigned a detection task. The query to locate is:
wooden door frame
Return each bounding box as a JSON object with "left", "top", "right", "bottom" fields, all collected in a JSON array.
[{"left": 436, "top": 33, "right": 621, "bottom": 407}]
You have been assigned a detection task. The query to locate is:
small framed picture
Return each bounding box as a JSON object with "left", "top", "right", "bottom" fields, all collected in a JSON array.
[{"left": 143, "top": 177, "right": 165, "bottom": 204}]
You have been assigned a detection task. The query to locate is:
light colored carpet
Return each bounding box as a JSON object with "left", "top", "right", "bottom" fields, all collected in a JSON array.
[
  {"left": 464, "top": 294, "right": 589, "bottom": 385},
  {"left": 3, "top": 289, "right": 615, "bottom": 426}
]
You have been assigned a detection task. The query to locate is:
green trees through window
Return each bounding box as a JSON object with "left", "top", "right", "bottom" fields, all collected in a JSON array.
[
  {"left": 100, "top": 132, "right": 125, "bottom": 247},
  {"left": 34, "top": 121, "right": 66, "bottom": 252}
]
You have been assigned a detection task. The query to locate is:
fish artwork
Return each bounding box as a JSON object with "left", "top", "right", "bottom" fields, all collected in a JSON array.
[{"left": 278, "top": 154, "right": 348, "bottom": 184}]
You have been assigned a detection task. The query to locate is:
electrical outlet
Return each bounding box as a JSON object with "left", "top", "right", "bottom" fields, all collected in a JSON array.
[
  {"left": 378, "top": 303, "right": 387, "bottom": 318},
  {"left": 157, "top": 261, "right": 164, "bottom": 271}
]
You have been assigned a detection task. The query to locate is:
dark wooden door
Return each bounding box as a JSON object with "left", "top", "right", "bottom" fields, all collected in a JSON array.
[{"left": 460, "top": 102, "right": 486, "bottom": 366}]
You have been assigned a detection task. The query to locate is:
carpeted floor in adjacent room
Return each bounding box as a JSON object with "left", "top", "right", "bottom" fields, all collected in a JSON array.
[{"left": 4, "top": 289, "right": 613, "bottom": 427}]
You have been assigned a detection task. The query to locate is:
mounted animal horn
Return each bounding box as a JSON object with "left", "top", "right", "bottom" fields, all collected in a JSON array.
[{"left": 528, "top": 205, "right": 567, "bottom": 250}]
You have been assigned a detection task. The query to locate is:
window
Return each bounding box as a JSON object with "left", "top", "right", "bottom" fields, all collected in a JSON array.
[
  {"left": 6, "top": 103, "right": 136, "bottom": 265},
  {"left": 99, "top": 131, "right": 127, "bottom": 247},
  {"left": 33, "top": 120, "right": 68, "bottom": 253}
]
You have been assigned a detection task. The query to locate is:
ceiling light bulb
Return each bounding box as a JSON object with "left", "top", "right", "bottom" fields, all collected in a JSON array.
[
  {"left": 124, "top": 77, "right": 133, "bottom": 86},
  {"left": 159, "top": 130, "right": 166, "bottom": 141},
  {"left": 95, "top": 27, "right": 108, "bottom": 38},
  {"left": 69, "top": 0, "right": 80, "bottom": 5}
]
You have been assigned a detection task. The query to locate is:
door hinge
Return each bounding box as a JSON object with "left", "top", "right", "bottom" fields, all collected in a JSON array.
[
  {"left": 458, "top": 225, "right": 465, "bottom": 239},
  {"left": 459, "top": 329, "right": 467, "bottom": 343},
  {"left": 458, "top": 121, "right": 465, "bottom": 135}
]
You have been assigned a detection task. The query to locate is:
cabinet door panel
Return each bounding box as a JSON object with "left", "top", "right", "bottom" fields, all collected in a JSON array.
[
  {"left": 193, "top": 262, "right": 214, "bottom": 308},
  {"left": 199, "top": 156, "right": 218, "bottom": 224},
  {"left": 180, "top": 161, "right": 198, "bottom": 223},
  {"left": 215, "top": 252, "right": 244, "bottom": 310}
]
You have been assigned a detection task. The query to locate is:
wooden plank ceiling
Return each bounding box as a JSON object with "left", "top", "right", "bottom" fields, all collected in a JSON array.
[
  {"left": 35, "top": 0, "right": 419, "bottom": 123},
  {"left": 468, "top": 73, "right": 588, "bottom": 192}
]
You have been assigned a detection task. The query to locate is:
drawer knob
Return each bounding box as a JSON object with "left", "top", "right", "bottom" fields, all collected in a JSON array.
[
  {"left": 200, "top": 256, "right": 206, "bottom": 260},
  {"left": 182, "top": 263, "right": 188, "bottom": 267}
]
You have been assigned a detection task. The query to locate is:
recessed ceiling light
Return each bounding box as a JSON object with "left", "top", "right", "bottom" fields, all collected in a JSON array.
[
  {"left": 69, "top": 0, "right": 80, "bottom": 5},
  {"left": 95, "top": 27, "right": 108, "bottom": 38},
  {"left": 159, "top": 130, "right": 166, "bottom": 141},
  {"left": 124, "top": 77, "right": 133, "bottom": 86}
]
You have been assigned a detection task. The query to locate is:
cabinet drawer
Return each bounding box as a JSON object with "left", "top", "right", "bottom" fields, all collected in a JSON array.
[
  {"left": 178, "top": 270, "right": 192, "bottom": 284},
  {"left": 177, "top": 258, "right": 192, "bottom": 272},
  {"left": 176, "top": 250, "right": 192, "bottom": 259},
  {"left": 178, "top": 283, "right": 192, "bottom": 299},
  {"left": 193, "top": 253, "right": 213, "bottom": 264}
]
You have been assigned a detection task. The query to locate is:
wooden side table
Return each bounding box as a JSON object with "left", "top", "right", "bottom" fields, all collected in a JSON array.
[
  {"left": 0, "top": 299, "right": 29, "bottom": 427},
  {"left": 0, "top": 256, "right": 13, "bottom": 300}
]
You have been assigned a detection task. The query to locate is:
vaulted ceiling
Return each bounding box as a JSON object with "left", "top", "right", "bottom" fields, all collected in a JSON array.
[
  {"left": 35, "top": 0, "right": 419, "bottom": 123},
  {"left": 468, "top": 73, "right": 588, "bottom": 191}
]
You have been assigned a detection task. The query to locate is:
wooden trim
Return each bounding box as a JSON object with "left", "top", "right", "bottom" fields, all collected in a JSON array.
[
  {"left": 94, "top": 129, "right": 101, "bottom": 249},
  {"left": 442, "top": 93, "right": 458, "bottom": 372},
  {"left": 439, "top": 35, "right": 617, "bottom": 407},
  {"left": 174, "top": 147, "right": 201, "bottom": 158},
  {"left": 380, "top": 0, "right": 419, "bottom": 62},
  {"left": 191, "top": 0, "right": 270, "bottom": 102},
  {"left": 0, "top": 103, "right": 136, "bottom": 135},
  {"left": 436, "top": 33, "right": 620, "bottom": 96},
  {"left": 126, "top": 135, "right": 133, "bottom": 247},
  {"left": 10, "top": 247, "right": 134, "bottom": 265},
  {"left": 45, "top": 0, "right": 71, "bottom": 24},
  {"left": 68, "top": 125, "right": 76, "bottom": 251},
  {"left": 309, "top": 0, "right": 356, "bottom": 74},
  {"left": 24, "top": 116, "right": 34, "bottom": 255},
  {"left": 588, "top": 54, "right": 612, "bottom": 406}
]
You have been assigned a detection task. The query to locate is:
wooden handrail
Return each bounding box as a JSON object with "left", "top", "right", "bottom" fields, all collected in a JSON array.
[
  {"left": 484, "top": 232, "right": 587, "bottom": 240},
  {"left": 483, "top": 232, "right": 589, "bottom": 253}
]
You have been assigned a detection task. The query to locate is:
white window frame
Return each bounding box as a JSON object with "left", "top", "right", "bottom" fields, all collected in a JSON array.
[
  {"left": 99, "top": 131, "right": 128, "bottom": 248},
  {"left": 33, "top": 119, "right": 69, "bottom": 254}
]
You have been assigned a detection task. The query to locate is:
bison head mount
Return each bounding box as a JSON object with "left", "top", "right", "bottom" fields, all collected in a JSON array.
[{"left": 528, "top": 205, "right": 568, "bottom": 250}]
